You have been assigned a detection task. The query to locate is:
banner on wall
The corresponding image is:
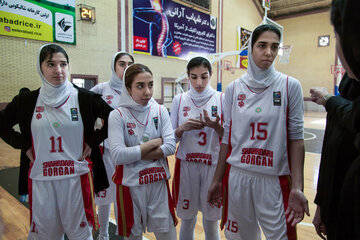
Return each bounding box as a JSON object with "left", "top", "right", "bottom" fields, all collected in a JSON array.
[
  {"left": 0, "top": 0, "right": 76, "bottom": 44},
  {"left": 236, "top": 27, "right": 251, "bottom": 69},
  {"left": 132, "top": 0, "right": 217, "bottom": 59}
]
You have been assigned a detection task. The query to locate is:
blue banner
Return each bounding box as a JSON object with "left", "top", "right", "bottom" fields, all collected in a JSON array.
[{"left": 133, "top": 0, "right": 217, "bottom": 59}]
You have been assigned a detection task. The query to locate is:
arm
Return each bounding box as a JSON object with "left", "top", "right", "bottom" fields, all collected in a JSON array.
[
  {"left": 207, "top": 143, "right": 229, "bottom": 207},
  {"left": 285, "top": 78, "right": 310, "bottom": 226},
  {"left": 108, "top": 109, "right": 161, "bottom": 165},
  {"left": 208, "top": 84, "right": 233, "bottom": 207},
  {"left": 143, "top": 106, "right": 176, "bottom": 160}
]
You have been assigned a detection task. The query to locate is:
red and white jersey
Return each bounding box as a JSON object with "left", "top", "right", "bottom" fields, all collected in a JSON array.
[
  {"left": 90, "top": 82, "right": 121, "bottom": 109},
  {"left": 112, "top": 104, "right": 171, "bottom": 187},
  {"left": 30, "top": 89, "right": 90, "bottom": 180},
  {"left": 175, "top": 91, "right": 223, "bottom": 166},
  {"left": 227, "top": 75, "right": 292, "bottom": 176},
  {"left": 91, "top": 82, "right": 121, "bottom": 149}
]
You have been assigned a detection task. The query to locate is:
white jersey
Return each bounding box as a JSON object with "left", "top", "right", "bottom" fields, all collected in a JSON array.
[
  {"left": 91, "top": 82, "right": 121, "bottom": 149},
  {"left": 30, "top": 89, "right": 90, "bottom": 180},
  {"left": 112, "top": 104, "right": 172, "bottom": 187},
  {"left": 175, "top": 91, "right": 223, "bottom": 166},
  {"left": 227, "top": 75, "right": 293, "bottom": 176}
]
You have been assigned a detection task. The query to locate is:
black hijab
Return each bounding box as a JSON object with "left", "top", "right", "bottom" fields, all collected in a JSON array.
[{"left": 331, "top": 0, "right": 360, "bottom": 80}]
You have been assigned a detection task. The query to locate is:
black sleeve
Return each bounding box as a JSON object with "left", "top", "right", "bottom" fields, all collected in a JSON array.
[
  {"left": 0, "top": 95, "right": 31, "bottom": 151},
  {"left": 86, "top": 94, "right": 113, "bottom": 149},
  {"left": 325, "top": 96, "right": 360, "bottom": 133}
]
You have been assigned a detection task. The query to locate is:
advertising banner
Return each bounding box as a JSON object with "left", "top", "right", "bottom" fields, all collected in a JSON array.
[
  {"left": 133, "top": 0, "right": 217, "bottom": 59},
  {"left": 0, "top": 0, "right": 76, "bottom": 44}
]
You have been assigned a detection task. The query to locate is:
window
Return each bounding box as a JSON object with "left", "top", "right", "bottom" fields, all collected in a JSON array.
[{"left": 71, "top": 74, "right": 98, "bottom": 90}]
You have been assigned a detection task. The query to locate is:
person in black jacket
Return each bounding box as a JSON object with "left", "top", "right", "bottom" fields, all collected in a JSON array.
[
  {"left": 0, "top": 44, "right": 112, "bottom": 240},
  {"left": 309, "top": 0, "right": 360, "bottom": 239}
]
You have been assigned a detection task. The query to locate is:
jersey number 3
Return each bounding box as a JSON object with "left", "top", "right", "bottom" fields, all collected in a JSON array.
[{"left": 198, "top": 131, "right": 207, "bottom": 146}]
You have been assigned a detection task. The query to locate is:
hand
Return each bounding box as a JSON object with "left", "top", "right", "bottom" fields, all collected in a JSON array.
[
  {"left": 309, "top": 87, "right": 329, "bottom": 105},
  {"left": 312, "top": 205, "right": 327, "bottom": 239},
  {"left": 181, "top": 118, "right": 204, "bottom": 132},
  {"left": 79, "top": 143, "right": 92, "bottom": 161},
  {"left": 285, "top": 189, "right": 310, "bottom": 226},
  {"left": 26, "top": 148, "right": 35, "bottom": 163},
  {"left": 207, "top": 181, "right": 223, "bottom": 208},
  {"left": 150, "top": 137, "right": 163, "bottom": 147},
  {"left": 200, "top": 109, "right": 221, "bottom": 130}
]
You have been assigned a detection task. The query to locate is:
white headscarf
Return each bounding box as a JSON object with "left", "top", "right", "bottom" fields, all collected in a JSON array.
[
  {"left": 241, "top": 26, "right": 282, "bottom": 88},
  {"left": 118, "top": 64, "right": 157, "bottom": 112},
  {"left": 109, "top": 51, "right": 131, "bottom": 92},
  {"left": 37, "top": 44, "right": 74, "bottom": 108},
  {"left": 187, "top": 56, "right": 216, "bottom": 102}
]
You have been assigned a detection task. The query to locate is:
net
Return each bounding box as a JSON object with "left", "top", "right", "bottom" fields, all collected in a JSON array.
[{"left": 278, "top": 45, "right": 292, "bottom": 64}]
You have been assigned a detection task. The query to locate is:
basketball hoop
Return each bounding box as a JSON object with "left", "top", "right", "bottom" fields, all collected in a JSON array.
[{"left": 278, "top": 45, "right": 292, "bottom": 64}]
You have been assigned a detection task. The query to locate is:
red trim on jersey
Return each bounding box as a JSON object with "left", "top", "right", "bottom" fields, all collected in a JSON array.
[
  {"left": 112, "top": 165, "right": 124, "bottom": 185},
  {"left": 226, "top": 120, "right": 233, "bottom": 159},
  {"left": 172, "top": 158, "right": 181, "bottom": 208},
  {"left": 279, "top": 175, "right": 297, "bottom": 240},
  {"left": 245, "top": 84, "right": 269, "bottom": 94},
  {"left": 116, "top": 108, "right": 123, "bottom": 117},
  {"left": 166, "top": 179, "right": 179, "bottom": 226},
  {"left": 190, "top": 94, "right": 214, "bottom": 108},
  {"left": 116, "top": 184, "right": 134, "bottom": 237},
  {"left": 219, "top": 92, "right": 224, "bottom": 144},
  {"left": 220, "top": 164, "right": 231, "bottom": 230},
  {"left": 80, "top": 172, "right": 99, "bottom": 230},
  {"left": 55, "top": 95, "right": 71, "bottom": 109},
  {"left": 128, "top": 106, "right": 151, "bottom": 126}
]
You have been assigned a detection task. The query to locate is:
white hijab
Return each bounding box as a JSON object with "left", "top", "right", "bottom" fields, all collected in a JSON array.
[
  {"left": 187, "top": 56, "right": 216, "bottom": 102},
  {"left": 38, "top": 44, "right": 74, "bottom": 108},
  {"left": 108, "top": 51, "right": 128, "bottom": 92},
  {"left": 118, "top": 64, "right": 157, "bottom": 112},
  {"left": 241, "top": 28, "right": 282, "bottom": 88}
]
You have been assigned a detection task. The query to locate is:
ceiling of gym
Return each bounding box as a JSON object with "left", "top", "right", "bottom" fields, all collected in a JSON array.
[{"left": 254, "top": 0, "right": 332, "bottom": 19}]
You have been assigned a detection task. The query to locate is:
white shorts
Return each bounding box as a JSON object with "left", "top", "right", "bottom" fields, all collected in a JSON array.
[
  {"left": 173, "top": 159, "right": 222, "bottom": 221},
  {"left": 95, "top": 147, "right": 116, "bottom": 205},
  {"left": 115, "top": 180, "right": 177, "bottom": 237},
  {"left": 28, "top": 173, "right": 97, "bottom": 240},
  {"left": 222, "top": 166, "right": 296, "bottom": 240}
]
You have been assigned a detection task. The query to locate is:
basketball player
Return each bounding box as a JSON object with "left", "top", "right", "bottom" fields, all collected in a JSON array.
[
  {"left": 208, "top": 24, "right": 310, "bottom": 240},
  {"left": 0, "top": 44, "right": 112, "bottom": 240},
  {"left": 108, "top": 63, "right": 177, "bottom": 240},
  {"left": 171, "top": 56, "right": 223, "bottom": 240},
  {"left": 90, "top": 51, "right": 134, "bottom": 240}
]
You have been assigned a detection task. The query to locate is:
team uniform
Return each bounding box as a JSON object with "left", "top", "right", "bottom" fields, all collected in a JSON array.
[
  {"left": 171, "top": 91, "right": 223, "bottom": 221},
  {"left": 91, "top": 82, "right": 120, "bottom": 205},
  {"left": 108, "top": 101, "right": 177, "bottom": 239},
  {"left": 221, "top": 75, "right": 304, "bottom": 240},
  {"left": 29, "top": 89, "right": 96, "bottom": 240}
]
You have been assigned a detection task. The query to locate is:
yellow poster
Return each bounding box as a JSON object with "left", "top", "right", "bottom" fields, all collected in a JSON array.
[{"left": 0, "top": 0, "right": 76, "bottom": 44}]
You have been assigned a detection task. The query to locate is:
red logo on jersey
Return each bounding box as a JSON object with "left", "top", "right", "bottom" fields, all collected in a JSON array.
[
  {"left": 237, "top": 94, "right": 246, "bottom": 101},
  {"left": 36, "top": 106, "right": 44, "bottom": 112},
  {"left": 107, "top": 100, "right": 112, "bottom": 104},
  {"left": 31, "top": 221, "right": 38, "bottom": 233},
  {"left": 80, "top": 221, "right": 87, "bottom": 228},
  {"left": 127, "top": 122, "right": 136, "bottom": 128},
  {"left": 106, "top": 95, "right": 113, "bottom": 100},
  {"left": 128, "top": 129, "right": 134, "bottom": 135},
  {"left": 183, "top": 112, "right": 188, "bottom": 117},
  {"left": 183, "top": 106, "right": 191, "bottom": 111},
  {"left": 238, "top": 101, "right": 245, "bottom": 108},
  {"left": 36, "top": 113, "right": 42, "bottom": 119}
]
